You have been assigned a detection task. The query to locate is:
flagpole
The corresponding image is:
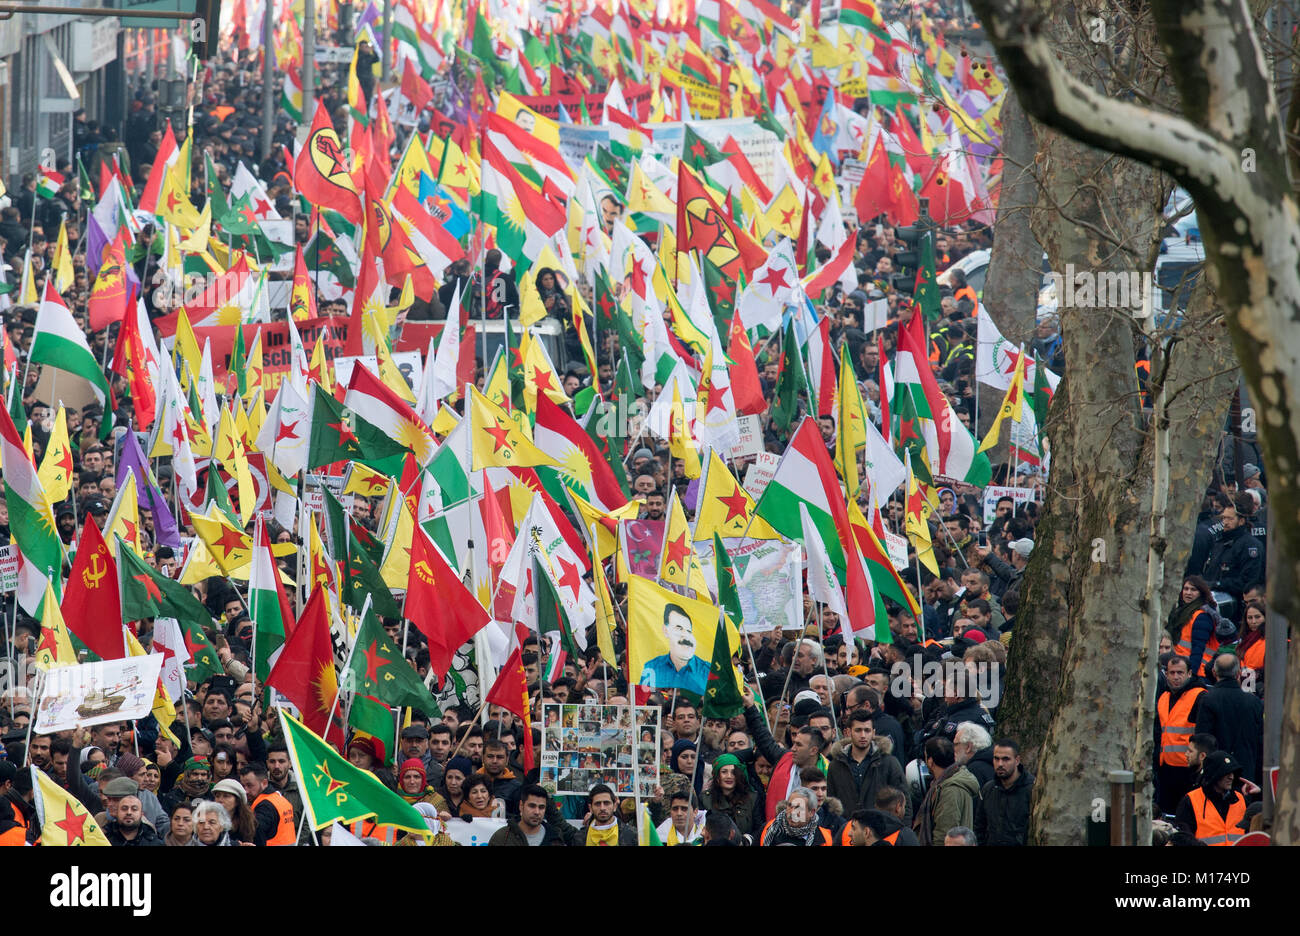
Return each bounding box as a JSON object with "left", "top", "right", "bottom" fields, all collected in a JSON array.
[{"left": 815, "top": 600, "right": 838, "bottom": 742}]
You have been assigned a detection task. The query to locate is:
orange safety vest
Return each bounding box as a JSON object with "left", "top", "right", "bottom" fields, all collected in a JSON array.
[
  {"left": 1175, "top": 610, "right": 1219, "bottom": 673},
  {"left": 0, "top": 824, "right": 24, "bottom": 846},
  {"left": 1186, "top": 788, "right": 1246, "bottom": 846},
  {"left": 954, "top": 285, "right": 977, "bottom": 308},
  {"left": 1241, "top": 639, "right": 1265, "bottom": 671},
  {"left": 1157, "top": 686, "right": 1205, "bottom": 767},
  {"left": 761, "top": 819, "right": 832, "bottom": 846},
  {"left": 251, "top": 790, "right": 296, "bottom": 846},
  {"left": 350, "top": 817, "right": 400, "bottom": 843}
]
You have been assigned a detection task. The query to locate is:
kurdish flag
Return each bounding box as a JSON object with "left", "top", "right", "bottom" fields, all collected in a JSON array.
[
  {"left": 250, "top": 515, "right": 295, "bottom": 685},
  {"left": 0, "top": 404, "right": 62, "bottom": 618},
  {"left": 755, "top": 417, "right": 874, "bottom": 631},
  {"left": 277, "top": 709, "right": 432, "bottom": 840},
  {"left": 31, "top": 280, "right": 113, "bottom": 411},
  {"left": 475, "top": 135, "right": 567, "bottom": 269},
  {"left": 840, "top": 0, "right": 891, "bottom": 39},
  {"left": 36, "top": 167, "right": 65, "bottom": 199}
]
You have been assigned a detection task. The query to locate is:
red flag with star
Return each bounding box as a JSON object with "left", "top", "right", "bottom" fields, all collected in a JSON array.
[
  {"left": 485, "top": 646, "right": 534, "bottom": 772},
  {"left": 406, "top": 527, "right": 490, "bottom": 686}
]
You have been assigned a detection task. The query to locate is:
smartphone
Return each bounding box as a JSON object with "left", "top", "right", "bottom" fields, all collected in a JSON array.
[{"left": 977, "top": 531, "right": 988, "bottom": 546}]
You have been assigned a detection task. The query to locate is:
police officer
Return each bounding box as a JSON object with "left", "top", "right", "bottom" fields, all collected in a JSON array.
[{"left": 1200, "top": 493, "right": 1263, "bottom": 620}]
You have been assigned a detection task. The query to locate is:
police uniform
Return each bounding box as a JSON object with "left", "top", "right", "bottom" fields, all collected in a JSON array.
[{"left": 1201, "top": 526, "right": 1263, "bottom": 613}]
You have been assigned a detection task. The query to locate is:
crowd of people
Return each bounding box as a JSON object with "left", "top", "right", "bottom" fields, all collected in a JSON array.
[{"left": 0, "top": 0, "right": 1273, "bottom": 849}]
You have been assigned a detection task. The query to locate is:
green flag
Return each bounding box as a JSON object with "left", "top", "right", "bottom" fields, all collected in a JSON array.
[
  {"left": 913, "top": 232, "right": 942, "bottom": 322},
  {"left": 346, "top": 604, "right": 442, "bottom": 715},
  {"left": 343, "top": 531, "right": 402, "bottom": 619},
  {"left": 278, "top": 709, "right": 431, "bottom": 838},
  {"left": 347, "top": 694, "right": 397, "bottom": 767},
  {"left": 771, "top": 320, "right": 807, "bottom": 433},
  {"left": 307, "top": 383, "right": 407, "bottom": 475},
  {"left": 118, "top": 540, "right": 224, "bottom": 681},
  {"left": 701, "top": 614, "right": 744, "bottom": 720}
]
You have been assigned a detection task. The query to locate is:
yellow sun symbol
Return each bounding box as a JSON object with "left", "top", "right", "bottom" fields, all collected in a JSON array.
[
  {"left": 313, "top": 659, "right": 338, "bottom": 715},
  {"left": 503, "top": 191, "right": 527, "bottom": 233},
  {"left": 559, "top": 446, "right": 594, "bottom": 487},
  {"left": 395, "top": 419, "right": 433, "bottom": 462}
]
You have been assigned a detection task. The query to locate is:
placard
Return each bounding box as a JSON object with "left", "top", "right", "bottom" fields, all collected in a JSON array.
[
  {"left": 34, "top": 655, "right": 164, "bottom": 733},
  {"left": 981, "top": 485, "right": 1038, "bottom": 524},
  {"left": 728, "top": 414, "right": 764, "bottom": 461},
  {"left": 884, "top": 531, "right": 909, "bottom": 571},
  {"left": 539, "top": 703, "right": 660, "bottom": 799},
  {"left": 0, "top": 545, "right": 18, "bottom": 593},
  {"left": 442, "top": 816, "right": 507, "bottom": 846},
  {"left": 742, "top": 451, "right": 781, "bottom": 501}
]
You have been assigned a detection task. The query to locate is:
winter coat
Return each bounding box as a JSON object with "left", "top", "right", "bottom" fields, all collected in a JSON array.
[
  {"left": 700, "top": 787, "right": 760, "bottom": 838},
  {"left": 488, "top": 819, "right": 569, "bottom": 846},
  {"left": 103, "top": 819, "right": 166, "bottom": 847},
  {"left": 963, "top": 744, "right": 996, "bottom": 790},
  {"left": 974, "top": 768, "right": 1035, "bottom": 846},
  {"left": 1201, "top": 526, "right": 1264, "bottom": 605},
  {"left": 825, "top": 736, "right": 910, "bottom": 822},
  {"left": 1195, "top": 679, "right": 1264, "bottom": 784},
  {"left": 877, "top": 810, "right": 920, "bottom": 846},
  {"left": 915, "top": 764, "right": 979, "bottom": 846}
]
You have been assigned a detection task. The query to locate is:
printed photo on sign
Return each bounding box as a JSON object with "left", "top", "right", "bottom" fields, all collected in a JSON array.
[{"left": 539, "top": 703, "right": 659, "bottom": 798}]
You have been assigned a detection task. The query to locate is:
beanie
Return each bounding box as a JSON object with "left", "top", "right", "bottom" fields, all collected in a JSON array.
[
  {"left": 399, "top": 758, "right": 427, "bottom": 786},
  {"left": 445, "top": 756, "right": 474, "bottom": 779},
  {"left": 115, "top": 753, "right": 145, "bottom": 779}
]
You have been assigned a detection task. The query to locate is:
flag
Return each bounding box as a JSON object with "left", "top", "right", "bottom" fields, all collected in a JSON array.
[
  {"left": 61, "top": 518, "right": 123, "bottom": 662},
  {"left": 267, "top": 587, "right": 346, "bottom": 746},
  {"left": 32, "top": 768, "right": 110, "bottom": 846},
  {"left": 347, "top": 599, "right": 444, "bottom": 714},
  {"left": 295, "top": 101, "right": 364, "bottom": 225},
  {"left": 771, "top": 319, "right": 808, "bottom": 433},
  {"left": 32, "top": 280, "right": 113, "bottom": 412},
  {"left": 250, "top": 516, "right": 295, "bottom": 684},
  {"left": 307, "top": 382, "right": 408, "bottom": 474},
  {"left": 36, "top": 406, "right": 74, "bottom": 504},
  {"left": 836, "top": 347, "right": 869, "bottom": 495},
  {"left": 484, "top": 646, "right": 534, "bottom": 772},
  {"left": 979, "top": 348, "right": 1027, "bottom": 453},
  {"left": 343, "top": 363, "right": 436, "bottom": 464},
  {"left": 627, "top": 575, "right": 725, "bottom": 697},
  {"left": 692, "top": 450, "right": 779, "bottom": 541},
  {"left": 904, "top": 451, "right": 939, "bottom": 575},
  {"left": 406, "top": 526, "right": 489, "bottom": 686},
  {"left": 31, "top": 582, "right": 76, "bottom": 670},
  {"left": 800, "top": 502, "right": 848, "bottom": 622},
  {"left": 700, "top": 609, "right": 745, "bottom": 719},
  {"left": 468, "top": 385, "right": 558, "bottom": 471},
  {"left": 277, "top": 709, "right": 431, "bottom": 839},
  {"left": 533, "top": 393, "right": 626, "bottom": 511},
  {"left": 0, "top": 396, "right": 60, "bottom": 618},
  {"left": 118, "top": 538, "right": 212, "bottom": 625}
]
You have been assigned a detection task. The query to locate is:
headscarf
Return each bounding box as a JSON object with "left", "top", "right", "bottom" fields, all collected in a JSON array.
[{"left": 670, "top": 739, "right": 704, "bottom": 797}]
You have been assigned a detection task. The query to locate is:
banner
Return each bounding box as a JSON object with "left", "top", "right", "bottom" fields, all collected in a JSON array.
[
  {"left": 698, "top": 538, "right": 802, "bottom": 633},
  {"left": 442, "top": 816, "right": 507, "bottom": 846},
  {"left": 189, "top": 317, "right": 351, "bottom": 392},
  {"left": 34, "top": 655, "right": 164, "bottom": 733},
  {"left": 981, "top": 485, "right": 1039, "bottom": 524},
  {"left": 539, "top": 703, "right": 661, "bottom": 799}
]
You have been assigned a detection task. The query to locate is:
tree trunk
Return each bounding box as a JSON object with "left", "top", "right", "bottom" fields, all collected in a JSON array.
[
  {"left": 978, "top": 91, "right": 1043, "bottom": 443},
  {"left": 968, "top": 0, "right": 1300, "bottom": 844}
]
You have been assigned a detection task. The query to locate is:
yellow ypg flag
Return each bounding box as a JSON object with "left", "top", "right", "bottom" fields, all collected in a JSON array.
[
  {"left": 659, "top": 490, "right": 711, "bottom": 598},
  {"left": 52, "top": 221, "right": 75, "bottom": 292},
  {"left": 626, "top": 574, "right": 731, "bottom": 696},
  {"left": 627, "top": 162, "right": 676, "bottom": 219},
  {"left": 174, "top": 307, "right": 203, "bottom": 391},
  {"left": 33, "top": 767, "right": 110, "bottom": 846},
  {"left": 570, "top": 489, "right": 639, "bottom": 562},
  {"left": 979, "top": 350, "right": 1026, "bottom": 453},
  {"left": 344, "top": 462, "right": 392, "bottom": 498},
  {"left": 159, "top": 144, "right": 202, "bottom": 228},
  {"left": 521, "top": 329, "right": 571, "bottom": 410},
  {"left": 468, "top": 385, "right": 558, "bottom": 470},
  {"left": 765, "top": 184, "right": 803, "bottom": 239},
  {"left": 377, "top": 340, "right": 418, "bottom": 405},
  {"left": 32, "top": 582, "right": 76, "bottom": 670},
  {"left": 904, "top": 452, "right": 939, "bottom": 576},
  {"left": 693, "top": 450, "right": 779, "bottom": 541},
  {"left": 216, "top": 403, "right": 256, "bottom": 524},
  {"left": 590, "top": 534, "right": 619, "bottom": 666},
  {"left": 191, "top": 510, "right": 254, "bottom": 576},
  {"left": 37, "top": 406, "right": 74, "bottom": 503},
  {"left": 836, "top": 350, "right": 869, "bottom": 496},
  {"left": 179, "top": 534, "right": 227, "bottom": 583},
  {"left": 379, "top": 498, "right": 415, "bottom": 591},
  {"left": 104, "top": 472, "right": 143, "bottom": 558},
  {"left": 669, "top": 381, "right": 701, "bottom": 479}
]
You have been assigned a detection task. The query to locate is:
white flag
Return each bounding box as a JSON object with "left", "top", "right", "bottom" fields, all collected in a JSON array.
[
  {"left": 151, "top": 617, "right": 191, "bottom": 703},
  {"left": 799, "top": 502, "right": 848, "bottom": 621}
]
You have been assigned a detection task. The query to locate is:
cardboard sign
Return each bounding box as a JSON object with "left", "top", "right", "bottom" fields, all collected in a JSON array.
[
  {"left": 442, "top": 817, "right": 507, "bottom": 846},
  {"left": 981, "top": 485, "right": 1038, "bottom": 525},
  {"left": 729, "top": 414, "right": 764, "bottom": 461},
  {"left": 0, "top": 545, "right": 18, "bottom": 594},
  {"left": 187, "top": 317, "right": 352, "bottom": 393},
  {"left": 742, "top": 451, "right": 781, "bottom": 501},
  {"left": 885, "top": 531, "right": 910, "bottom": 572},
  {"left": 34, "top": 655, "right": 164, "bottom": 733}
]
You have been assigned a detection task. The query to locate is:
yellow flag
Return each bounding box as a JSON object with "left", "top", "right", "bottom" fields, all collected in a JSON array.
[
  {"left": 659, "top": 490, "right": 711, "bottom": 597},
  {"left": 765, "top": 184, "right": 803, "bottom": 239},
  {"left": 570, "top": 489, "right": 640, "bottom": 562},
  {"left": 669, "top": 381, "right": 701, "bottom": 479},
  {"left": 344, "top": 462, "right": 392, "bottom": 498},
  {"left": 393, "top": 131, "right": 437, "bottom": 196},
  {"left": 37, "top": 406, "right": 74, "bottom": 503},
  {"left": 33, "top": 768, "right": 110, "bottom": 846},
  {"left": 246, "top": 330, "right": 265, "bottom": 399},
  {"left": 627, "top": 162, "right": 676, "bottom": 218},
  {"left": 626, "top": 575, "right": 727, "bottom": 695},
  {"left": 308, "top": 332, "right": 334, "bottom": 393},
  {"left": 104, "top": 473, "right": 143, "bottom": 558},
  {"left": 468, "top": 385, "right": 559, "bottom": 470},
  {"left": 126, "top": 630, "right": 181, "bottom": 748},
  {"left": 173, "top": 307, "right": 203, "bottom": 391},
  {"left": 180, "top": 533, "right": 228, "bottom": 583},
  {"left": 52, "top": 221, "right": 75, "bottom": 292},
  {"left": 377, "top": 339, "right": 418, "bottom": 404},
  {"left": 692, "top": 449, "right": 779, "bottom": 541},
  {"left": 245, "top": 387, "right": 267, "bottom": 444},
  {"left": 979, "top": 350, "right": 1026, "bottom": 453},
  {"left": 158, "top": 140, "right": 202, "bottom": 228},
  {"left": 904, "top": 452, "right": 939, "bottom": 576},
  {"left": 836, "top": 350, "right": 869, "bottom": 496},
  {"left": 32, "top": 581, "right": 76, "bottom": 670},
  {"left": 378, "top": 498, "right": 415, "bottom": 590},
  {"left": 521, "top": 328, "right": 571, "bottom": 411},
  {"left": 215, "top": 404, "right": 256, "bottom": 524}
]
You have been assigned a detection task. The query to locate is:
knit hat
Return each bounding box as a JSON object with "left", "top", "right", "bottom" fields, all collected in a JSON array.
[
  {"left": 399, "top": 758, "right": 427, "bottom": 786},
  {"left": 116, "top": 753, "right": 145, "bottom": 779},
  {"left": 183, "top": 756, "right": 211, "bottom": 774},
  {"left": 1242, "top": 463, "right": 1261, "bottom": 480},
  {"left": 445, "top": 756, "right": 474, "bottom": 779},
  {"left": 211, "top": 778, "right": 247, "bottom": 805}
]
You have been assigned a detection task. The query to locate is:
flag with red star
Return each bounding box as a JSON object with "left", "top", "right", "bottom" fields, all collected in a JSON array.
[
  {"left": 277, "top": 710, "right": 432, "bottom": 839},
  {"left": 307, "top": 381, "right": 408, "bottom": 475},
  {"left": 32, "top": 767, "right": 110, "bottom": 846},
  {"left": 31, "top": 581, "right": 76, "bottom": 670},
  {"left": 467, "top": 384, "right": 558, "bottom": 471}
]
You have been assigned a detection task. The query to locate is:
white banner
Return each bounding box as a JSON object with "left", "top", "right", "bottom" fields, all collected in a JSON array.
[
  {"left": 442, "top": 816, "right": 507, "bottom": 846},
  {"left": 34, "top": 655, "right": 164, "bottom": 733},
  {"left": 981, "top": 485, "right": 1039, "bottom": 525}
]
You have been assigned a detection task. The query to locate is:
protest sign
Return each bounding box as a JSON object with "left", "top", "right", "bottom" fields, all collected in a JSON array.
[
  {"left": 729, "top": 414, "right": 764, "bottom": 461},
  {"left": 539, "top": 703, "right": 660, "bottom": 799},
  {"left": 443, "top": 817, "right": 507, "bottom": 846},
  {"left": 982, "top": 485, "right": 1039, "bottom": 524},
  {"left": 188, "top": 317, "right": 351, "bottom": 392},
  {"left": 742, "top": 451, "right": 781, "bottom": 501},
  {"left": 34, "top": 655, "right": 164, "bottom": 733}
]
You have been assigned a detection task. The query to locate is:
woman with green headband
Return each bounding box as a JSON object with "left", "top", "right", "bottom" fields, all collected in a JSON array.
[{"left": 701, "top": 753, "right": 759, "bottom": 837}]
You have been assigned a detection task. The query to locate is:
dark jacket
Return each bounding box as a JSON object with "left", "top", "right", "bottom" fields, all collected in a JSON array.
[
  {"left": 104, "top": 819, "right": 166, "bottom": 847},
  {"left": 1201, "top": 526, "right": 1263, "bottom": 605},
  {"left": 484, "top": 769, "right": 524, "bottom": 818},
  {"left": 700, "top": 787, "right": 760, "bottom": 838},
  {"left": 578, "top": 819, "right": 638, "bottom": 846},
  {"left": 974, "top": 767, "right": 1034, "bottom": 845},
  {"left": 877, "top": 810, "right": 920, "bottom": 846},
  {"left": 869, "top": 711, "right": 908, "bottom": 765},
  {"left": 488, "top": 819, "right": 568, "bottom": 846},
  {"left": 963, "top": 744, "right": 996, "bottom": 790},
  {"left": 921, "top": 698, "right": 996, "bottom": 749},
  {"left": 981, "top": 552, "right": 1023, "bottom": 601},
  {"left": 1184, "top": 511, "right": 1217, "bottom": 579},
  {"left": 825, "top": 737, "right": 910, "bottom": 821},
  {"left": 63, "top": 749, "right": 104, "bottom": 815},
  {"left": 1195, "top": 679, "right": 1264, "bottom": 783}
]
